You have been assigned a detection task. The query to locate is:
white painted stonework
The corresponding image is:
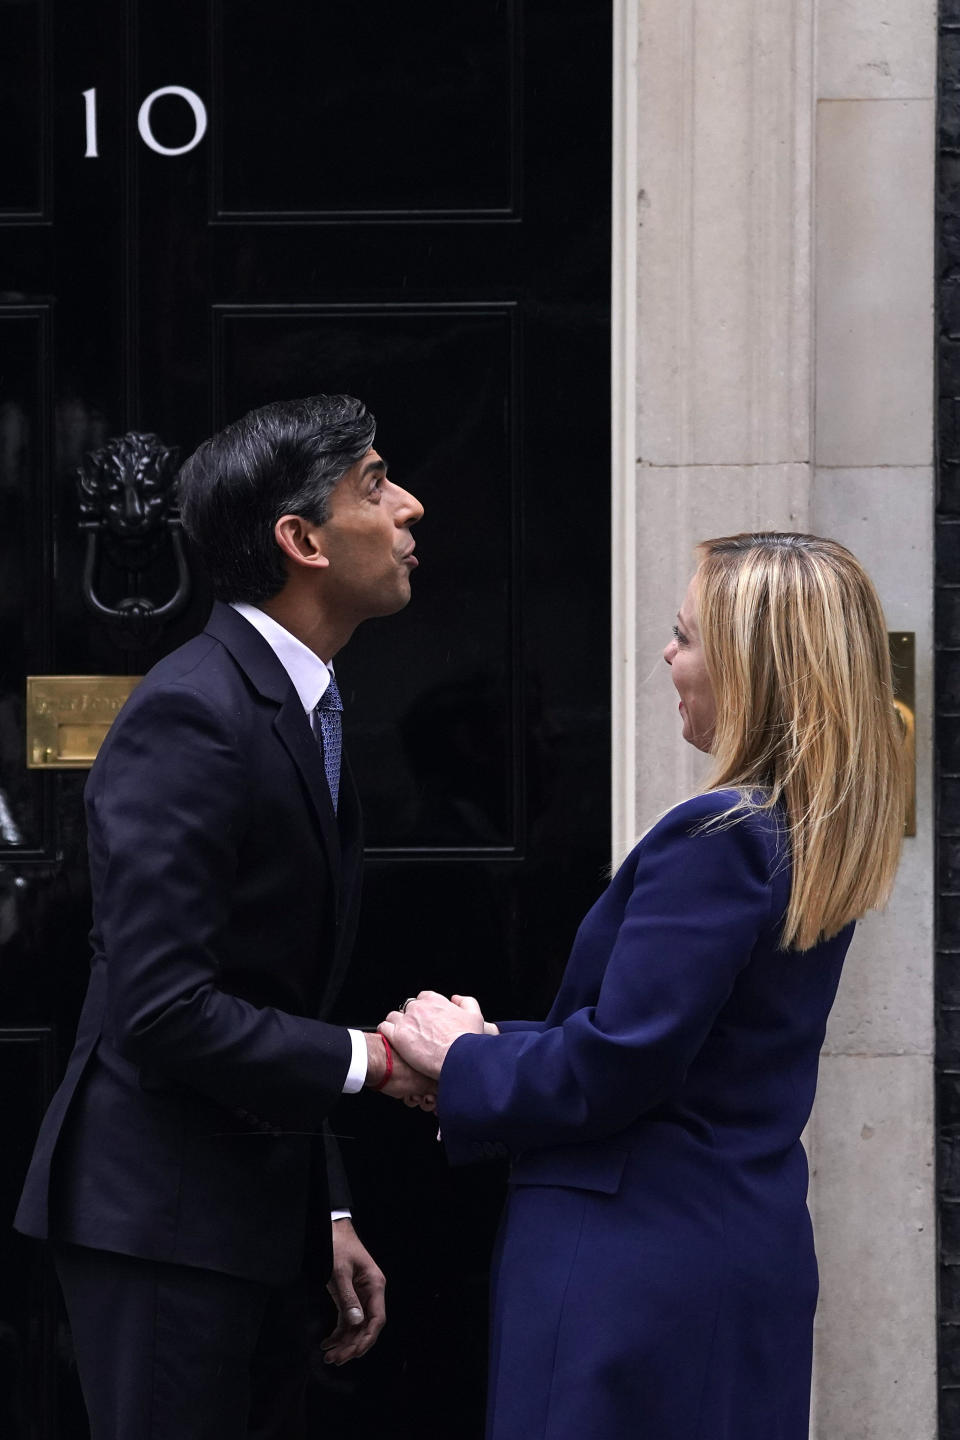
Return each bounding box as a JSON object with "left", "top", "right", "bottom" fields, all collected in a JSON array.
[
  {"left": 613, "top": 0, "right": 937, "bottom": 1434},
  {"left": 634, "top": 0, "right": 812, "bottom": 469},
  {"left": 817, "top": 0, "right": 937, "bottom": 102},
  {"left": 815, "top": 99, "right": 935, "bottom": 468}
]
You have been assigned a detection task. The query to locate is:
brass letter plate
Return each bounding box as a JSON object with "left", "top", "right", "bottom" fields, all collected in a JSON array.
[
  {"left": 888, "top": 633, "right": 916, "bottom": 838},
  {"left": 26, "top": 676, "right": 142, "bottom": 769}
]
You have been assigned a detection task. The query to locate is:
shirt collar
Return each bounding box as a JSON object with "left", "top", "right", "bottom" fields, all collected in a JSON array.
[{"left": 230, "top": 602, "right": 332, "bottom": 713}]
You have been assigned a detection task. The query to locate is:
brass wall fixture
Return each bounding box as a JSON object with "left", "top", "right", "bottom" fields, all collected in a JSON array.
[
  {"left": 889, "top": 632, "right": 916, "bottom": 837},
  {"left": 26, "top": 676, "right": 142, "bottom": 770}
]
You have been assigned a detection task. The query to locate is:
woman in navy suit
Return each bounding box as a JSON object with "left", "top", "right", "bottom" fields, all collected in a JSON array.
[{"left": 382, "top": 532, "right": 906, "bottom": 1440}]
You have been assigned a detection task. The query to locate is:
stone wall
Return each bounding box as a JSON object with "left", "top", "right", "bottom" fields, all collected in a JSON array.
[
  {"left": 810, "top": 5, "right": 936, "bottom": 1436},
  {"left": 614, "top": 1, "right": 937, "bottom": 1434}
]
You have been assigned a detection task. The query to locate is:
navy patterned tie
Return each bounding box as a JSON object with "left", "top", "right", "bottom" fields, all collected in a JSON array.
[{"left": 313, "top": 675, "right": 343, "bottom": 813}]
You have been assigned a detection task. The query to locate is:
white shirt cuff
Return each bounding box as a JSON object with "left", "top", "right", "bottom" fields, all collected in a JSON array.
[
  {"left": 331, "top": 1210, "right": 352, "bottom": 1222},
  {"left": 341, "top": 1028, "right": 368, "bottom": 1093}
]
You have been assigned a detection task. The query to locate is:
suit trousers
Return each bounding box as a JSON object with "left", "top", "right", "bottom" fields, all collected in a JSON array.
[{"left": 53, "top": 1242, "right": 315, "bottom": 1440}]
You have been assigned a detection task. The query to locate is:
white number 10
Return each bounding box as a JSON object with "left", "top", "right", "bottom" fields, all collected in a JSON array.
[
  {"left": 82, "top": 88, "right": 98, "bottom": 158},
  {"left": 82, "top": 86, "right": 208, "bottom": 159}
]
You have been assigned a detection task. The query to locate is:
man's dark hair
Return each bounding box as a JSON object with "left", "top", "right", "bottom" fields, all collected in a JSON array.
[{"left": 177, "top": 394, "right": 376, "bottom": 603}]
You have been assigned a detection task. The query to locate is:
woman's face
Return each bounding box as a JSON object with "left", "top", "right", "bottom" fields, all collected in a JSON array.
[{"left": 662, "top": 574, "right": 717, "bottom": 752}]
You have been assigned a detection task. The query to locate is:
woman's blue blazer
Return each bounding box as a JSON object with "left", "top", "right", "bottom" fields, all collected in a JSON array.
[{"left": 437, "top": 790, "right": 852, "bottom": 1440}]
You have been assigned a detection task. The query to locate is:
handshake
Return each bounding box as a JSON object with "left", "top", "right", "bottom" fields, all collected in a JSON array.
[{"left": 362, "top": 991, "right": 499, "bottom": 1111}]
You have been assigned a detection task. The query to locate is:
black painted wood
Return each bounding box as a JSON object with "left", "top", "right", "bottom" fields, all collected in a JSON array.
[
  {"left": 0, "top": 1030, "right": 57, "bottom": 1438},
  {"left": 213, "top": 1, "right": 518, "bottom": 219},
  {"left": 0, "top": 4, "right": 611, "bottom": 1436},
  {"left": 0, "top": 0, "right": 46, "bottom": 217}
]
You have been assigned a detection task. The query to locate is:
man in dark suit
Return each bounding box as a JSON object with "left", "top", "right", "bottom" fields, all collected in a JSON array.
[{"left": 14, "top": 394, "right": 430, "bottom": 1438}]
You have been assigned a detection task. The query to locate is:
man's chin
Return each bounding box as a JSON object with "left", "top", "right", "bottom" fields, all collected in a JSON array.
[{"left": 367, "top": 584, "right": 413, "bottom": 620}]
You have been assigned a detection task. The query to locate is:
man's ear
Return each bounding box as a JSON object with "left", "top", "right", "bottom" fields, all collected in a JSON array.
[{"left": 274, "top": 514, "right": 330, "bottom": 572}]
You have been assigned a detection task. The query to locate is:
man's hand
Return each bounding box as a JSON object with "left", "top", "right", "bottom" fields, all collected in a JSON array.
[
  {"left": 363, "top": 1032, "right": 437, "bottom": 1110},
  {"left": 379, "top": 990, "right": 486, "bottom": 1080},
  {"left": 321, "top": 1220, "right": 386, "bottom": 1366}
]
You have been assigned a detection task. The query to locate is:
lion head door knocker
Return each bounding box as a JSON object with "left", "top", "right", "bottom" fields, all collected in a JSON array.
[{"left": 77, "top": 432, "right": 191, "bottom": 649}]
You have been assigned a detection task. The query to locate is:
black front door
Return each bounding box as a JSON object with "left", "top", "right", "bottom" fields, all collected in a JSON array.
[{"left": 1, "top": 4, "right": 611, "bottom": 1435}]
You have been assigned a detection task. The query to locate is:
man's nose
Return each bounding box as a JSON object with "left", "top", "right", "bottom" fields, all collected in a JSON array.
[{"left": 397, "top": 487, "right": 424, "bottom": 525}]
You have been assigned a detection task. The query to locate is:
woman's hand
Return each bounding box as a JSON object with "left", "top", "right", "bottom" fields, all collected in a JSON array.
[
  {"left": 451, "top": 993, "right": 500, "bottom": 1036},
  {"left": 380, "top": 990, "right": 487, "bottom": 1080}
]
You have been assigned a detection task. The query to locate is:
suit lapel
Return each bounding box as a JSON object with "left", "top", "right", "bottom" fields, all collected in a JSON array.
[{"left": 204, "top": 602, "right": 342, "bottom": 888}]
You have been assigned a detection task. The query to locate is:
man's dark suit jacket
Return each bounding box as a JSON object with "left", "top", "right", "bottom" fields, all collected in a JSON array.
[{"left": 15, "top": 601, "right": 363, "bottom": 1286}]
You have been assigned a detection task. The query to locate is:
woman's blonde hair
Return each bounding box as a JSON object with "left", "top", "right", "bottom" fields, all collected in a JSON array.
[{"left": 694, "top": 532, "right": 906, "bottom": 950}]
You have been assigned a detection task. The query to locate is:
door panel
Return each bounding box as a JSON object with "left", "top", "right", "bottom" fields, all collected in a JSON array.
[
  {"left": 0, "top": 0, "right": 47, "bottom": 218},
  {"left": 1, "top": 308, "right": 52, "bottom": 857},
  {"left": 214, "top": 1, "right": 517, "bottom": 218},
  {"left": 0, "top": 1028, "right": 57, "bottom": 1439},
  {"left": 0, "top": 4, "right": 611, "bottom": 1434}
]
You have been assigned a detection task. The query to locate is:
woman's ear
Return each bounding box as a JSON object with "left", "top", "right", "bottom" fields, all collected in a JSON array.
[{"left": 273, "top": 514, "right": 330, "bottom": 571}]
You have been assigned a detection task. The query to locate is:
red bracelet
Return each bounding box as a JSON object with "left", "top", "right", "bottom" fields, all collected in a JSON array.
[{"left": 370, "top": 1033, "right": 394, "bottom": 1091}]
